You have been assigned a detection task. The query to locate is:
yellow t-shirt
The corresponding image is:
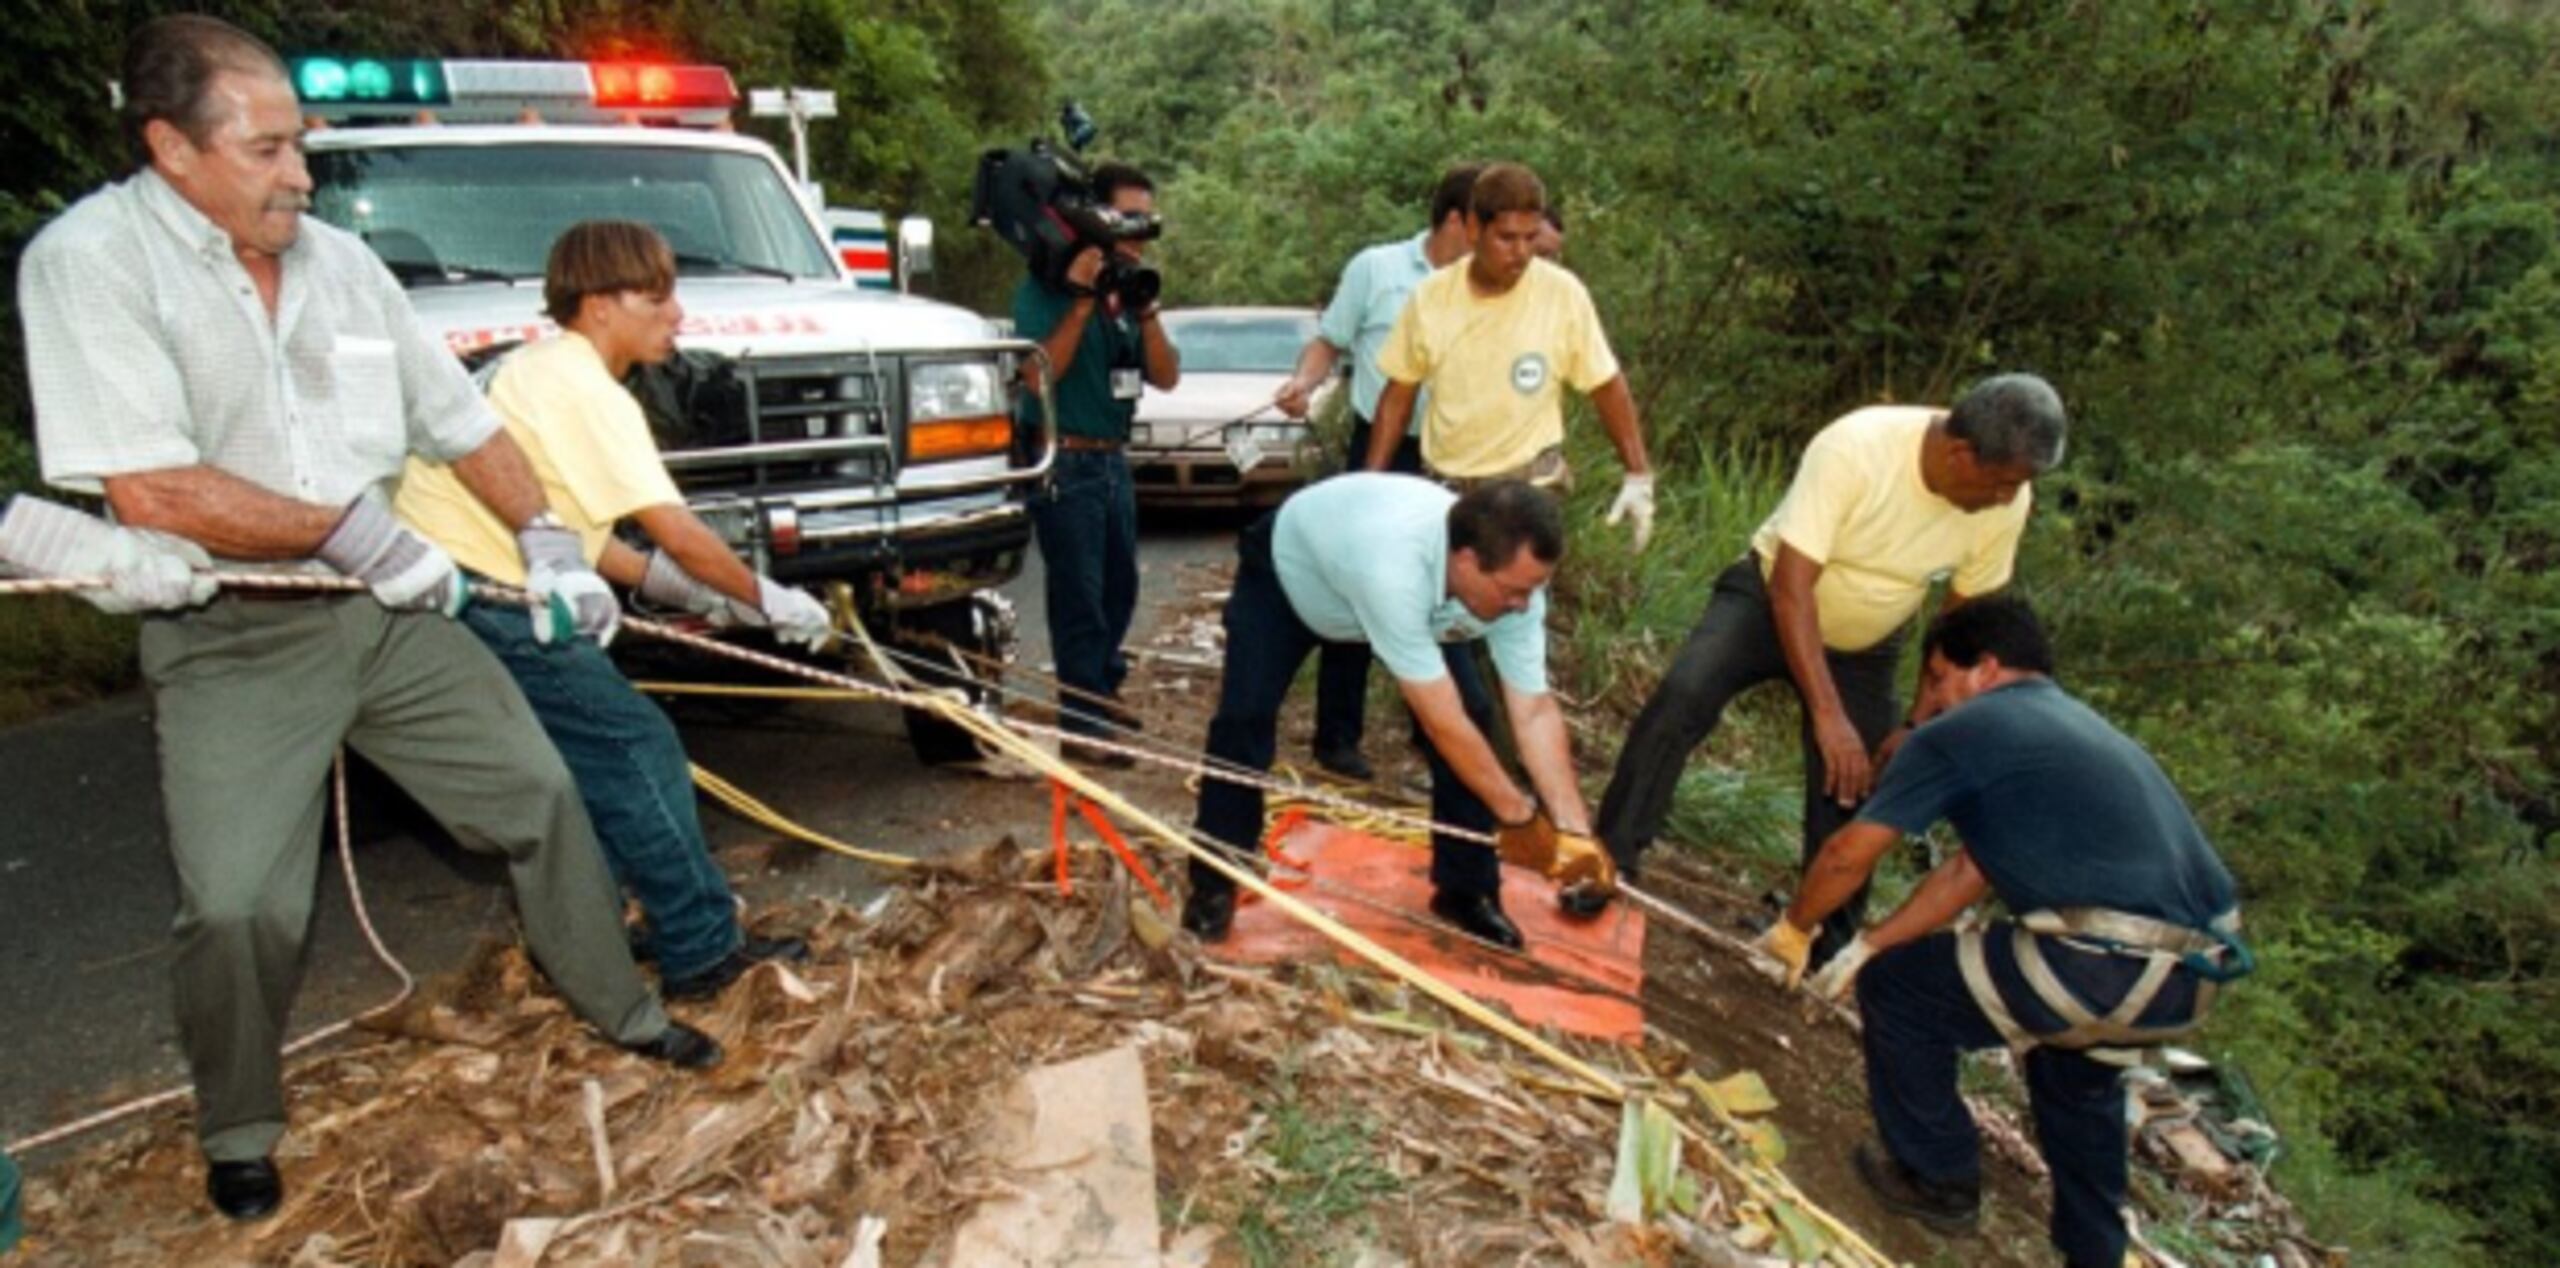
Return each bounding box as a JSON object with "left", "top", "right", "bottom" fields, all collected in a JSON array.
[
  {"left": 1376, "top": 258, "right": 1621, "bottom": 478},
  {"left": 393, "top": 333, "right": 683, "bottom": 585},
  {"left": 1748, "top": 406, "right": 2031, "bottom": 652}
]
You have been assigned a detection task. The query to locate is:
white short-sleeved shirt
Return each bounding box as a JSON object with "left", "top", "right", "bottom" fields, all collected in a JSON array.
[
  {"left": 19, "top": 169, "right": 499, "bottom": 532},
  {"left": 1316, "top": 232, "right": 1434, "bottom": 427},
  {"left": 1271, "top": 473, "right": 1549, "bottom": 693}
]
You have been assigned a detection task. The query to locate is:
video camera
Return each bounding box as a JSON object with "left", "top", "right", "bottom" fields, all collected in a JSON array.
[{"left": 971, "top": 102, "right": 1162, "bottom": 310}]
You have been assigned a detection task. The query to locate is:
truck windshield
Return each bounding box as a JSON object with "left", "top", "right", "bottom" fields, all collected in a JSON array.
[{"left": 308, "top": 143, "right": 837, "bottom": 284}]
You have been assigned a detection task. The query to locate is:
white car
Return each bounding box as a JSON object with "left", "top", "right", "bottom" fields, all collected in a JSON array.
[{"left": 1130, "top": 308, "right": 1332, "bottom": 507}]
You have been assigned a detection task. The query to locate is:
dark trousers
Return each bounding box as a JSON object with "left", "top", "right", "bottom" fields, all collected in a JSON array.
[
  {"left": 1858, "top": 931, "right": 2204, "bottom": 1268},
  {"left": 1031, "top": 447, "right": 1140, "bottom": 737},
  {"left": 1194, "top": 518, "right": 1500, "bottom": 900},
  {"left": 1593, "top": 557, "right": 1901, "bottom": 957},
  {"left": 1312, "top": 415, "right": 1427, "bottom": 757}
]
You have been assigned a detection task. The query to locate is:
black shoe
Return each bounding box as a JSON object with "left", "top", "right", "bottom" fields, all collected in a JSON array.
[
  {"left": 1429, "top": 890, "right": 1525, "bottom": 951},
  {"left": 1311, "top": 742, "right": 1375, "bottom": 783},
  {"left": 627, "top": 1020, "right": 724, "bottom": 1069},
  {"left": 206, "top": 1157, "right": 282, "bottom": 1221},
  {"left": 1854, "top": 1138, "right": 1980, "bottom": 1234},
  {"left": 1063, "top": 736, "right": 1138, "bottom": 770},
  {"left": 1182, "top": 885, "right": 1237, "bottom": 943},
  {"left": 1097, "top": 696, "right": 1145, "bottom": 734},
  {"left": 1557, "top": 881, "right": 1615, "bottom": 920},
  {"left": 661, "top": 935, "right": 812, "bottom": 1002}
]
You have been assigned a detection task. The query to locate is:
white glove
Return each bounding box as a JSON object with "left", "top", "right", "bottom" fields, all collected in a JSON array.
[
  {"left": 1807, "top": 933, "right": 1878, "bottom": 1002},
  {"left": 0, "top": 496, "right": 216, "bottom": 614},
  {"left": 518, "top": 516, "right": 619, "bottom": 647},
  {"left": 752, "top": 581, "right": 834, "bottom": 651},
  {"left": 1605, "top": 472, "right": 1656, "bottom": 552},
  {"left": 316, "top": 492, "right": 467, "bottom": 616},
  {"left": 635, "top": 547, "right": 726, "bottom": 615},
  {"left": 637, "top": 549, "right": 831, "bottom": 651}
]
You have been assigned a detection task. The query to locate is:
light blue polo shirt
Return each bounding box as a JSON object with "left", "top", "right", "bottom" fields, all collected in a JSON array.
[
  {"left": 1318, "top": 232, "right": 1434, "bottom": 429},
  {"left": 1271, "top": 473, "right": 1549, "bottom": 692}
]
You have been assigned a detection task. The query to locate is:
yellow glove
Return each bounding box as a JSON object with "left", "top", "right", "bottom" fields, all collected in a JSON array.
[
  {"left": 1752, "top": 917, "right": 1816, "bottom": 989},
  {"left": 1552, "top": 831, "right": 1617, "bottom": 892}
]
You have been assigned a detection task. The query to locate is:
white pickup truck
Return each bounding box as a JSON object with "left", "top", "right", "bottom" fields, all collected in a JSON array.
[{"left": 293, "top": 56, "right": 1049, "bottom": 760}]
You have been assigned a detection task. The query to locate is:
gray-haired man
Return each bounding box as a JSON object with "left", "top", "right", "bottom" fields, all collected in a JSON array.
[
  {"left": 1591, "top": 375, "right": 2067, "bottom": 959},
  {"left": 16, "top": 14, "right": 713, "bottom": 1221}
]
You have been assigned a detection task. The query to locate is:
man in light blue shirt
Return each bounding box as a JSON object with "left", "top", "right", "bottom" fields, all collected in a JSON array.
[
  {"left": 1184, "top": 475, "right": 1596, "bottom": 950},
  {"left": 1273, "top": 164, "right": 1483, "bottom": 782}
]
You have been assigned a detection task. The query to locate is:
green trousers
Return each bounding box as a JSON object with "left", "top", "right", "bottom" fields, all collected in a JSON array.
[{"left": 139, "top": 595, "right": 668, "bottom": 1162}]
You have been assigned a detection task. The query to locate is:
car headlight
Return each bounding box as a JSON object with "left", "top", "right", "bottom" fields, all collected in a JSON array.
[
  {"left": 908, "top": 360, "right": 1005, "bottom": 422},
  {"left": 906, "top": 360, "right": 1012, "bottom": 461}
]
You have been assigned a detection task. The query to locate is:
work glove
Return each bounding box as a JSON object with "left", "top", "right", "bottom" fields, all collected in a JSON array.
[
  {"left": 637, "top": 549, "right": 833, "bottom": 651},
  {"left": 0, "top": 495, "right": 216, "bottom": 614},
  {"left": 1751, "top": 916, "right": 1816, "bottom": 990},
  {"left": 1807, "top": 933, "right": 1877, "bottom": 1002},
  {"left": 1605, "top": 472, "right": 1656, "bottom": 552},
  {"left": 1494, "top": 800, "right": 1560, "bottom": 875},
  {"left": 518, "top": 515, "right": 618, "bottom": 647},
  {"left": 316, "top": 492, "right": 468, "bottom": 616}
]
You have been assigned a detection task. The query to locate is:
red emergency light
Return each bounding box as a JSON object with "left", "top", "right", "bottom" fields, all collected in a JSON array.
[{"left": 590, "top": 63, "right": 736, "bottom": 110}]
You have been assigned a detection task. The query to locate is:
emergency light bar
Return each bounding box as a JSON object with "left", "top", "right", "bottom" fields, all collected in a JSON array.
[{"left": 289, "top": 57, "right": 739, "bottom": 127}]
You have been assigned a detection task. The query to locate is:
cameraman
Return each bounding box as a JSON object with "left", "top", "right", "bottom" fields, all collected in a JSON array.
[{"left": 1014, "top": 163, "right": 1179, "bottom": 765}]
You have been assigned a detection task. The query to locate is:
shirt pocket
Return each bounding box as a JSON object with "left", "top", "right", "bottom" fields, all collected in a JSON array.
[{"left": 329, "top": 335, "right": 407, "bottom": 471}]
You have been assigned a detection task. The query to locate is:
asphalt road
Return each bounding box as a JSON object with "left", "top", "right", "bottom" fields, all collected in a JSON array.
[{"left": 0, "top": 512, "right": 1243, "bottom": 1156}]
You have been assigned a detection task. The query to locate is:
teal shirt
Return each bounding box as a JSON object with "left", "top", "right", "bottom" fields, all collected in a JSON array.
[
  {"left": 1012, "top": 276, "right": 1142, "bottom": 440},
  {"left": 1317, "top": 232, "right": 1434, "bottom": 428},
  {"left": 1272, "top": 473, "right": 1549, "bottom": 692}
]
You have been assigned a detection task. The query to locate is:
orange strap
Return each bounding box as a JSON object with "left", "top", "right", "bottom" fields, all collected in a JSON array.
[{"left": 1049, "top": 779, "right": 1172, "bottom": 911}]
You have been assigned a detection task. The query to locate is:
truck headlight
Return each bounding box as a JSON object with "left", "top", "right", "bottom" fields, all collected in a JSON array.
[{"left": 906, "top": 360, "right": 1012, "bottom": 461}]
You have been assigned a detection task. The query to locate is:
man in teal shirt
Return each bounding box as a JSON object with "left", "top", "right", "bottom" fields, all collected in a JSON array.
[
  {"left": 1184, "top": 475, "right": 1597, "bottom": 950},
  {"left": 1272, "top": 164, "right": 1482, "bottom": 781},
  {"left": 1013, "top": 163, "right": 1180, "bottom": 765}
]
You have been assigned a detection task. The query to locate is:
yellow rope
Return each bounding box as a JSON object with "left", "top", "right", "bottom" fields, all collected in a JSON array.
[{"left": 687, "top": 763, "right": 916, "bottom": 870}]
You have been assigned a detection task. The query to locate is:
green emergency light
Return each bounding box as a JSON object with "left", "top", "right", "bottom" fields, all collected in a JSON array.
[{"left": 288, "top": 57, "right": 448, "bottom": 106}]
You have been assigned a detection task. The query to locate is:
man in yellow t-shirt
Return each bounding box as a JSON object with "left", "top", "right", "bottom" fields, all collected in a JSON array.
[
  {"left": 398, "top": 220, "right": 828, "bottom": 1002},
  {"left": 1367, "top": 163, "right": 1658, "bottom": 552},
  {"left": 1590, "top": 375, "right": 2067, "bottom": 959}
]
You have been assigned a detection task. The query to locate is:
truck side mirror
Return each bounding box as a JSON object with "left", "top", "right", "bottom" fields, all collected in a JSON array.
[{"left": 896, "top": 216, "right": 935, "bottom": 291}]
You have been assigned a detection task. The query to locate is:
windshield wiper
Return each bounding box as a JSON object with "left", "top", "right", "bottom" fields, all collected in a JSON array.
[
  {"left": 672, "top": 251, "right": 800, "bottom": 283},
  {"left": 383, "top": 258, "right": 526, "bottom": 286}
]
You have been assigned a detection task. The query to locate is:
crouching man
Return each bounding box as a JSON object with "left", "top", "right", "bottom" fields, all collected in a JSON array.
[
  {"left": 1756, "top": 598, "right": 2248, "bottom": 1268},
  {"left": 1184, "top": 475, "right": 1608, "bottom": 950},
  {"left": 14, "top": 16, "right": 714, "bottom": 1221}
]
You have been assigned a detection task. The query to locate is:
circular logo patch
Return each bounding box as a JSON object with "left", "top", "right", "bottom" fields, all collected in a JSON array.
[{"left": 1509, "top": 353, "right": 1549, "bottom": 395}]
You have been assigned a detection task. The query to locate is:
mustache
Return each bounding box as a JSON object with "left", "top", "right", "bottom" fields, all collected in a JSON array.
[{"left": 265, "top": 195, "right": 311, "bottom": 214}]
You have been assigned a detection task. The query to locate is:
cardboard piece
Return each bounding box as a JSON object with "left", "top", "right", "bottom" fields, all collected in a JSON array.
[{"left": 945, "top": 1045, "right": 1162, "bottom": 1266}]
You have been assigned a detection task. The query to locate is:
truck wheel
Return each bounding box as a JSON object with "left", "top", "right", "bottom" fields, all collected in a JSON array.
[{"left": 897, "top": 592, "right": 1018, "bottom": 766}]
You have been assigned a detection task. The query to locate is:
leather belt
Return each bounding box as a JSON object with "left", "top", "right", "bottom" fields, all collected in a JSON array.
[{"left": 1057, "top": 435, "right": 1126, "bottom": 452}]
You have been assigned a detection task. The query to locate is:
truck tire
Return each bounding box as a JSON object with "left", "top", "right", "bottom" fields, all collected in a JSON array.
[{"left": 897, "top": 591, "right": 1018, "bottom": 766}]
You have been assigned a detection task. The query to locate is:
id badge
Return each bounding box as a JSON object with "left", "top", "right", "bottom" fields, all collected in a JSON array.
[{"left": 1111, "top": 368, "right": 1144, "bottom": 400}]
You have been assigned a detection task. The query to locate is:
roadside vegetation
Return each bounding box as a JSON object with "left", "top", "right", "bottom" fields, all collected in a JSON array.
[{"left": 2, "top": 1, "right": 2552, "bottom": 1261}]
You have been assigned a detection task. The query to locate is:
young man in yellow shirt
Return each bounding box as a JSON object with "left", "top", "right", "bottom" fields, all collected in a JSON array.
[
  {"left": 397, "top": 221, "right": 821, "bottom": 1001},
  {"left": 1366, "top": 163, "right": 1655, "bottom": 552},
  {"left": 1591, "top": 376, "right": 2066, "bottom": 956}
]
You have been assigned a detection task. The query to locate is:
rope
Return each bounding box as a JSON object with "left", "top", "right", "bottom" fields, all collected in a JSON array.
[
  {"left": 7, "top": 752, "right": 416, "bottom": 1155},
  {"left": 1, "top": 573, "right": 1894, "bottom": 1265}
]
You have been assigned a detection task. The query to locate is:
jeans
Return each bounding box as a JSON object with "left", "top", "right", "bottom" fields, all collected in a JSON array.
[
  {"left": 1032, "top": 447, "right": 1140, "bottom": 737},
  {"left": 462, "top": 601, "right": 741, "bottom": 982},
  {"left": 1194, "top": 518, "right": 1501, "bottom": 900},
  {"left": 1593, "top": 556, "right": 1901, "bottom": 959},
  {"left": 1313, "top": 416, "right": 1427, "bottom": 757},
  {"left": 1858, "top": 930, "right": 2204, "bottom": 1268}
]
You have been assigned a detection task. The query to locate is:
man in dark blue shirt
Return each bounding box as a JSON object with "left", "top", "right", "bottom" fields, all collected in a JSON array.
[
  {"left": 1012, "top": 163, "right": 1180, "bottom": 766},
  {"left": 1755, "top": 597, "right": 2243, "bottom": 1268}
]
